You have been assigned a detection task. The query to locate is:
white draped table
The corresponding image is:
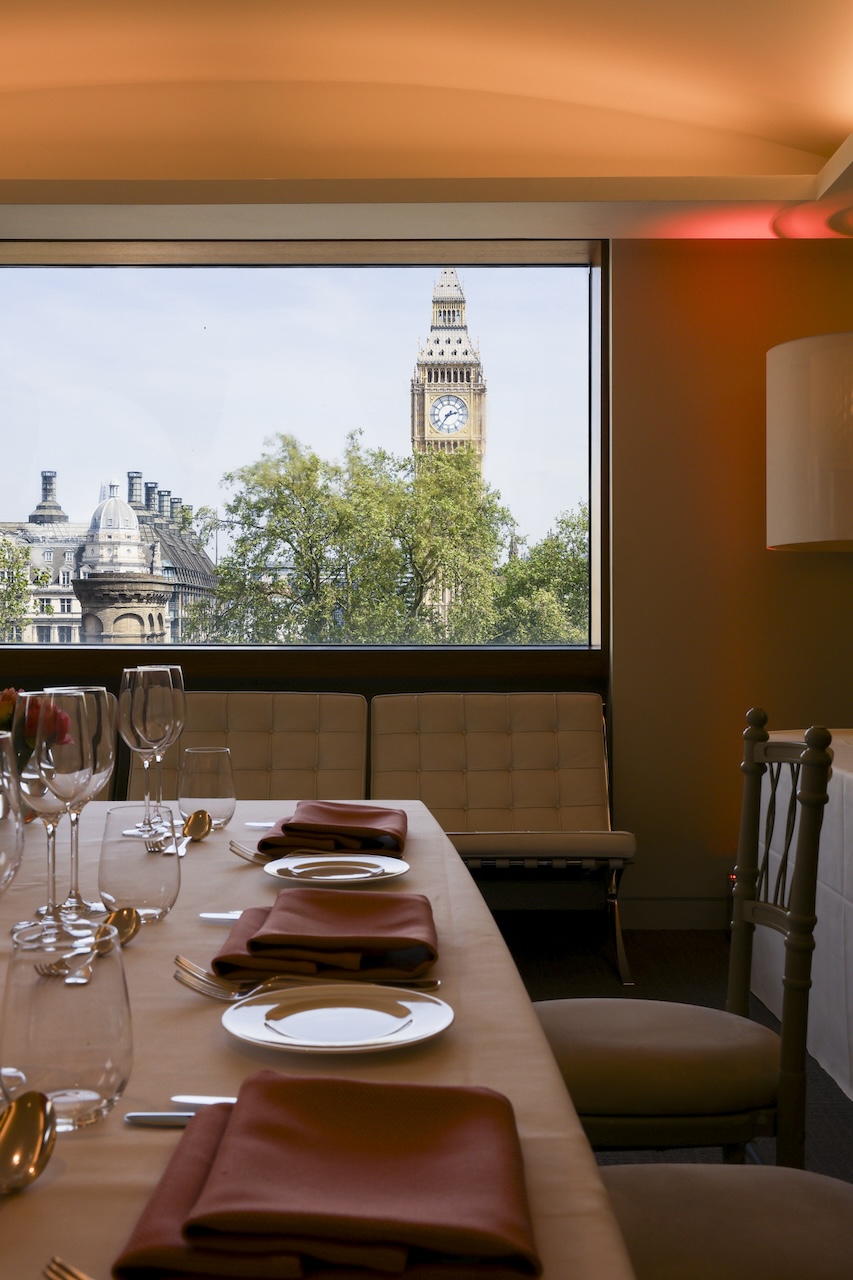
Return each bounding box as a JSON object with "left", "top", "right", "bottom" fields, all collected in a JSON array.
[
  {"left": 752, "top": 732, "right": 853, "bottom": 1102},
  {"left": 0, "top": 799, "right": 636, "bottom": 1280}
]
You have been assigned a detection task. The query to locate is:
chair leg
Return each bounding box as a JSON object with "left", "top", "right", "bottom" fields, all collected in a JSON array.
[{"left": 607, "top": 868, "right": 634, "bottom": 986}]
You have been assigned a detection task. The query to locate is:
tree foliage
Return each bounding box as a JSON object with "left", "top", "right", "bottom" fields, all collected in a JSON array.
[
  {"left": 491, "top": 505, "right": 590, "bottom": 644},
  {"left": 187, "top": 434, "right": 589, "bottom": 646},
  {"left": 0, "top": 540, "right": 49, "bottom": 643}
]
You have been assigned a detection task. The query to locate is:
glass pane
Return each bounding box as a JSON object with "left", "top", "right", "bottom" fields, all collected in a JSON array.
[{"left": 0, "top": 264, "right": 592, "bottom": 647}]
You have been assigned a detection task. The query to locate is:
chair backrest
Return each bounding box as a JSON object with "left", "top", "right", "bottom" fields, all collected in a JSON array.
[
  {"left": 726, "top": 708, "right": 833, "bottom": 1166},
  {"left": 369, "top": 692, "right": 612, "bottom": 831},
  {"left": 127, "top": 691, "right": 368, "bottom": 801}
]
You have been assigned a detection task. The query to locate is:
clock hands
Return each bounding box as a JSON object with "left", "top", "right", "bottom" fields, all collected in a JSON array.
[{"left": 430, "top": 395, "right": 468, "bottom": 433}]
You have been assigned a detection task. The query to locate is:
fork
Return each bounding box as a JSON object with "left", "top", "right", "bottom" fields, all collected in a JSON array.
[
  {"left": 175, "top": 952, "right": 259, "bottom": 989},
  {"left": 228, "top": 840, "right": 268, "bottom": 865},
  {"left": 174, "top": 968, "right": 303, "bottom": 1001},
  {"left": 173, "top": 955, "right": 439, "bottom": 998},
  {"left": 43, "top": 1257, "right": 97, "bottom": 1280},
  {"left": 145, "top": 834, "right": 189, "bottom": 858},
  {"left": 175, "top": 952, "right": 438, "bottom": 990},
  {"left": 35, "top": 949, "right": 96, "bottom": 984}
]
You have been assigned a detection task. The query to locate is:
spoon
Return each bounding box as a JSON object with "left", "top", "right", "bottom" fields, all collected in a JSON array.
[
  {"left": 183, "top": 809, "right": 213, "bottom": 844},
  {"left": 0, "top": 1091, "right": 56, "bottom": 1194},
  {"left": 103, "top": 906, "right": 141, "bottom": 947},
  {"left": 145, "top": 811, "right": 212, "bottom": 859}
]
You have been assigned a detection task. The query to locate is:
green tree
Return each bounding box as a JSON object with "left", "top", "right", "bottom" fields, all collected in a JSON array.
[
  {"left": 0, "top": 540, "right": 49, "bottom": 643},
  {"left": 186, "top": 433, "right": 513, "bottom": 644},
  {"left": 492, "top": 503, "right": 590, "bottom": 644}
]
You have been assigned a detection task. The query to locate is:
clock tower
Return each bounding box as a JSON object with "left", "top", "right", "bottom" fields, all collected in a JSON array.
[{"left": 411, "top": 268, "right": 486, "bottom": 464}]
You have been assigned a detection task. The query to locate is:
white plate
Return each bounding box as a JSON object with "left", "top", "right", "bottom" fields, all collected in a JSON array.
[
  {"left": 262, "top": 853, "right": 409, "bottom": 884},
  {"left": 221, "top": 984, "right": 453, "bottom": 1053}
]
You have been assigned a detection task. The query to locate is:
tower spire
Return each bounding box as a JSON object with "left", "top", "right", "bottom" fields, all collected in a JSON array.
[{"left": 410, "top": 267, "right": 487, "bottom": 464}]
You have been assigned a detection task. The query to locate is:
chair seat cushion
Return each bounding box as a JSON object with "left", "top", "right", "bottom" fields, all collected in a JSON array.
[
  {"left": 601, "top": 1164, "right": 853, "bottom": 1280},
  {"left": 448, "top": 830, "right": 636, "bottom": 863},
  {"left": 535, "top": 998, "right": 780, "bottom": 1115}
]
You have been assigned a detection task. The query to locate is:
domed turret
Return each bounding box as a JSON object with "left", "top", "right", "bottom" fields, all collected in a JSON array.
[{"left": 80, "top": 482, "right": 147, "bottom": 574}]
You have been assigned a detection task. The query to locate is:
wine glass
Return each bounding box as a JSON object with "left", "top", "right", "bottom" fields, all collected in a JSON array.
[
  {"left": 34, "top": 691, "right": 94, "bottom": 919},
  {"left": 11, "top": 691, "right": 92, "bottom": 921},
  {"left": 46, "top": 686, "right": 117, "bottom": 918},
  {"left": 152, "top": 666, "right": 185, "bottom": 810},
  {"left": 0, "top": 730, "right": 24, "bottom": 897},
  {"left": 117, "top": 667, "right": 178, "bottom": 836}
]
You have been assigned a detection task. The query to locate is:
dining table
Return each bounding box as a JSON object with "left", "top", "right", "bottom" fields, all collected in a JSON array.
[{"left": 0, "top": 798, "right": 636, "bottom": 1280}]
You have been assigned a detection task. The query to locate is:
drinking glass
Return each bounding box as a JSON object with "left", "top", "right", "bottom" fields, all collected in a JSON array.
[
  {"left": 117, "top": 667, "right": 179, "bottom": 836},
  {"left": 11, "top": 691, "right": 74, "bottom": 921},
  {"left": 46, "top": 686, "right": 117, "bottom": 919},
  {"left": 98, "top": 804, "right": 181, "bottom": 923},
  {"left": 178, "top": 747, "right": 236, "bottom": 829},
  {"left": 0, "top": 731, "right": 24, "bottom": 897},
  {"left": 35, "top": 690, "right": 94, "bottom": 918},
  {"left": 153, "top": 665, "right": 185, "bottom": 809},
  {"left": 0, "top": 919, "right": 132, "bottom": 1132}
]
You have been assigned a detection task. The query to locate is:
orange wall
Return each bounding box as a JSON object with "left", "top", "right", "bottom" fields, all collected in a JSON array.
[{"left": 610, "top": 239, "right": 853, "bottom": 926}]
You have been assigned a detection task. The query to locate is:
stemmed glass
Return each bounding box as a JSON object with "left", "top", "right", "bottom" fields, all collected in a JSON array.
[
  {"left": 11, "top": 690, "right": 93, "bottom": 922},
  {"left": 0, "top": 730, "right": 24, "bottom": 897},
  {"left": 117, "top": 667, "right": 179, "bottom": 836},
  {"left": 47, "top": 686, "right": 117, "bottom": 918},
  {"left": 152, "top": 666, "right": 185, "bottom": 809}
]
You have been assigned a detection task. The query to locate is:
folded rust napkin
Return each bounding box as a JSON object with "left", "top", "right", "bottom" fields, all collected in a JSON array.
[
  {"left": 211, "top": 886, "right": 438, "bottom": 980},
  {"left": 113, "top": 1070, "right": 541, "bottom": 1279},
  {"left": 256, "top": 801, "right": 408, "bottom": 856}
]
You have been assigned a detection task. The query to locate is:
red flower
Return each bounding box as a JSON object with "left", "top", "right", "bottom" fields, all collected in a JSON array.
[
  {"left": 24, "top": 700, "right": 71, "bottom": 748},
  {"left": 0, "top": 687, "right": 18, "bottom": 731},
  {"left": 23, "top": 698, "right": 41, "bottom": 745}
]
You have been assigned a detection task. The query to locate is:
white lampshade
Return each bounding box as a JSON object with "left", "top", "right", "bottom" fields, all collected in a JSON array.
[{"left": 767, "top": 332, "right": 853, "bottom": 550}]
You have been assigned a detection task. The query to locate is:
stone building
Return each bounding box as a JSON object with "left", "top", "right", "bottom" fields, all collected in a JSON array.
[{"left": 0, "top": 471, "right": 216, "bottom": 644}]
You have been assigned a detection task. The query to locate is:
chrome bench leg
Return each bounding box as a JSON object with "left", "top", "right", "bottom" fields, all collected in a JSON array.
[{"left": 607, "top": 868, "right": 634, "bottom": 986}]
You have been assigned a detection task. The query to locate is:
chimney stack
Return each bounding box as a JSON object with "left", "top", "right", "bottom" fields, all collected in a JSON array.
[
  {"left": 127, "top": 471, "right": 143, "bottom": 507},
  {"left": 29, "top": 470, "right": 68, "bottom": 524}
]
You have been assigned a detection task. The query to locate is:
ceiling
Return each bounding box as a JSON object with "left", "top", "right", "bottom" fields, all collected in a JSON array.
[{"left": 4, "top": 0, "right": 853, "bottom": 238}]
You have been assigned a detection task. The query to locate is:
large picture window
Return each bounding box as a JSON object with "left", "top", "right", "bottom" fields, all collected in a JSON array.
[{"left": 0, "top": 239, "right": 606, "bottom": 695}]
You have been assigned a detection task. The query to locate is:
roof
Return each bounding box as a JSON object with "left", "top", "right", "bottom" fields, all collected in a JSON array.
[
  {"left": 143, "top": 520, "right": 217, "bottom": 588},
  {"left": 88, "top": 491, "right": 139, "bottom": 535}
]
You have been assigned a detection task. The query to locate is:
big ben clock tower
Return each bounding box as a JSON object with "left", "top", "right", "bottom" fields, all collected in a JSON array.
[{"left": 411, "top": 268, "right": 486, "bottom": 464}]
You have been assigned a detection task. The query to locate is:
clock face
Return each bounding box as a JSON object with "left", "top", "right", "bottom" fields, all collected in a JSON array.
[{"left": 429, "top": 394, "right": 469, "bottom": 434}]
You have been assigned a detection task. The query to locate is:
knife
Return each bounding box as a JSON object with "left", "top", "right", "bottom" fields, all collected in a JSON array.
[
  {"left": 124, "top": 1095, "right": 239, "bottom": 1126},
  {"left": 124, "top": 1112, "right": 199, "bottom": 1127},
  {"left": 199, "top": 911, "right": 243, "bottom": 922},
  {"left": 171, "top": 1094, "right": 237, "bottom": 1105}
]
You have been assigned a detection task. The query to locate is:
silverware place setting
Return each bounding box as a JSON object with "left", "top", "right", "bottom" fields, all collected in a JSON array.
[
  {"left": 172, "top": 953, "right": 439, "bottom": 1000},
  {"left": 228, "top": 840, "right": 268, "bottom": 866},
  {"left": 42, "top": 1257, "right": 97, "bottom": 1280}
]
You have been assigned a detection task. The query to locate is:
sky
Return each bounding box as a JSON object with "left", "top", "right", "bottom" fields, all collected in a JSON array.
[{"left": 0, "top": 264, "right": 590, "bottom": 553}]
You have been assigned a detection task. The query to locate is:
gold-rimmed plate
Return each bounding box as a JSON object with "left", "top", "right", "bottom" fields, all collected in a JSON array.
[
  {"left": 262, "top": 853, "right": 409, "bottom": 884},
  {"left": 221, "top": 984, "right": 453, "bottom": 1053}
]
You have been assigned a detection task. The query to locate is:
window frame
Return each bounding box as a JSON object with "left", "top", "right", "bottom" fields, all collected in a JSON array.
[{"left": 0, "top": 238, "right": 610, "bottom": 700}]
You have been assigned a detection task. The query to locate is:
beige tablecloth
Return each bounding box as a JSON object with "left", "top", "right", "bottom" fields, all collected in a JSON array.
[{"left": 0, "top": 800, "right": 635, "bottom": 1280}]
